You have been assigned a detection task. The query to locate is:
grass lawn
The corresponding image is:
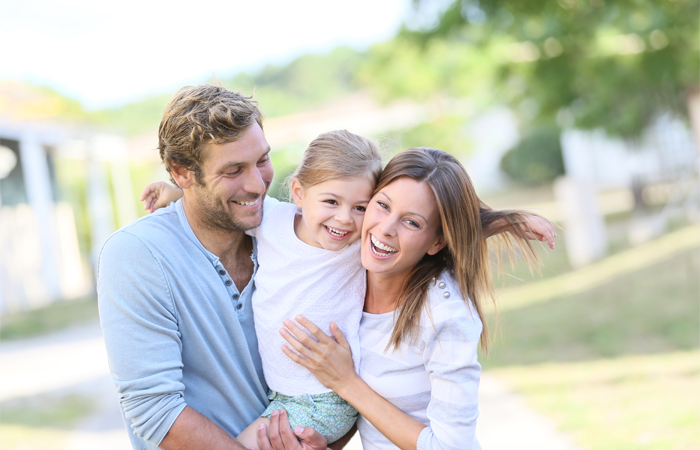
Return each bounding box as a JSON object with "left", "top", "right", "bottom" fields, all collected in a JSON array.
[
  {"left": 0, "top": 297, "right": 98, "bottom": 341},
  {"left": 0, "top": 393, "right": 96, "bottom": 450},
  {"left": 481, "top": 236, "right": 700, "bottom": 450}
]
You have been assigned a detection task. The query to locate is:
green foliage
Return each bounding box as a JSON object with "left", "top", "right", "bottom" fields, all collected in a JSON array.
[
  {"left": 383, "top": 115, "right": 473, "bottom": 156},
  {"left": 91, "top": 93, "right": 173, "bottom": 136},
  {"left": 0, "top": 393, "right": 95, "bottom": 428},
  {"left": 0, "top": 298, "right": 98, "bottom": 340},
  {"left": 391, "top": 0, "right": 700, "bottom": 139},
  {"left": 223, "top": 46, "right": 366, "bottom": 118},
  {"left": 500, "top": 124, "right": 564, "bottom": 186}
]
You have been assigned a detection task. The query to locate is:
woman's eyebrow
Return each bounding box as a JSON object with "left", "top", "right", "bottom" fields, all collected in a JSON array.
[
  {"left": 379, "top": 191, "right": 392, "bottom": 202},
  {"left": 380, "top": 191, "right": 427, "bottom": 222}
]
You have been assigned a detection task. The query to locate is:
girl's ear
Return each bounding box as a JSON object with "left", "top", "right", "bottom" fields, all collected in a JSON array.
[
  {"left": 426, "top": 236, "right": 447, "bottom": 256},
  {"left": 291, "top": 178, "right": 304, "bottom": 208}
]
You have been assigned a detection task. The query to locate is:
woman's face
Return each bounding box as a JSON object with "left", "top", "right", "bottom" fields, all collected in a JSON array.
[{"left": 361, "top": 177, "right": 446, "bottom": 279}]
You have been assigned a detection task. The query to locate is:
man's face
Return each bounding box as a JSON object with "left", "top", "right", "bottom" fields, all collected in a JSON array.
[{"left": 189, "top": 122, "right": 273, "bottom": 232}]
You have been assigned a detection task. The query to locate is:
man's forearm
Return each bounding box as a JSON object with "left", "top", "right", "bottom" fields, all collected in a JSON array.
[{"left": 159, "top": 406, "right": 247, "bottom": 450}]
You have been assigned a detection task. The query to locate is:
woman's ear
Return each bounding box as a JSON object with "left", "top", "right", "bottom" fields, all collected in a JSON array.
[
  {"left": 426, "top": 236, "right": 447, "bottom": 256},
  {"left": 291, "top": 178, "right": 304, "bottom": 207}
]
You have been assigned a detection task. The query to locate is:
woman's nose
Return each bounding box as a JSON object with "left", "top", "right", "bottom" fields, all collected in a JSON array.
[{"left": 377, "top": 216, "right": 397, "bottom": 236}]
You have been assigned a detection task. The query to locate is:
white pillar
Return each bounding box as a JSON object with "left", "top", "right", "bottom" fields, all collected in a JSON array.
[
  {"left": 87, "top": 157, "right": 116, "bottom": 269},
  {"left": 19, "top": 132, "right": 62, "bottom": 301}
]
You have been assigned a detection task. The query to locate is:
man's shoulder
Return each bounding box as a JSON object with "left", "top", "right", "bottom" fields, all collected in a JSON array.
[{"left": 100, "top": 205, "right": 188, "bottom": 259}]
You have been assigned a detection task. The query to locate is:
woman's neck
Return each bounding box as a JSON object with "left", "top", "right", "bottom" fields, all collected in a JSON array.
[{"left": 364, "top": 270, "right": 411, "bottom": 314}]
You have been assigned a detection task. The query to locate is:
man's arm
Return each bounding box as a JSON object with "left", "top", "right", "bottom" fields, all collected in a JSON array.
[
  {"left": 98, "top": 231, "right": 242, "bottom": 448},
  {"left": 160, "top": 406, "right": 247, "bottom": 450}
]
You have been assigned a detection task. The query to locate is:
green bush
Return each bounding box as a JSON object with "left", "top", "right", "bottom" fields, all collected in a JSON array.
[{"left": 500, "top": 125, "right": 564, "bottom": 186}]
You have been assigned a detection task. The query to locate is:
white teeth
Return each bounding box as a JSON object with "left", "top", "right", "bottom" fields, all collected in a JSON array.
[
  {"left": 370, "top": 234, "right": 397, "bottom": 253},
  {"left": 326, "top": 226, "right": 349, "bottom": 237}
]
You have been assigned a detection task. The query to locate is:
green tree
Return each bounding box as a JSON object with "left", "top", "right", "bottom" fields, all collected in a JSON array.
[{"left": 402, "top": 0, "right": 699, "bottom": 139}]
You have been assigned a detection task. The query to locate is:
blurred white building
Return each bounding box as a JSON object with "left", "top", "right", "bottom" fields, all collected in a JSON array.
[{"left": 0, "top": 121, "right": 136, "bottom": 315}]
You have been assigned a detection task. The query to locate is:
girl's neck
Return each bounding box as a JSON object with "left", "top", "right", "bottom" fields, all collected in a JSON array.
[{"left": 364, "top": 270, "right": 410, "bottom": 314}]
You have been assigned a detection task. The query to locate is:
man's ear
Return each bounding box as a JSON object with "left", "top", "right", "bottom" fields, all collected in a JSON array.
[
  {"left": 170, "top": 162, "right": 194, "bottom": 189},
  {"left": 426, "top": 236, "right": 447, "bottom": 256},
  {"left": 291, "top": 178, "right": 304, "bottom": 208}
]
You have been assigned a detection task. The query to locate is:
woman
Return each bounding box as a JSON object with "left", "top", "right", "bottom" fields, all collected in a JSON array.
[{"left": 278, "top": 147, "right": 547, "bottom": 450}]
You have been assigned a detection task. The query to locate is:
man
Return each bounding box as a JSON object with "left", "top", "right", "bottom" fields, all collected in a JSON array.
[{"left": 97, "top": 85, "right": 332, "bottom": 450}]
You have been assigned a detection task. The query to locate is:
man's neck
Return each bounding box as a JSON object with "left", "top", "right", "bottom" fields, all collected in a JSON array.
[{"left": 182, "top": 198, "right": 254, "bottom": 291}]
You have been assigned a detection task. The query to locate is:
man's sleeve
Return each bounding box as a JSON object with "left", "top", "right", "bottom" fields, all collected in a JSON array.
[{"left": 97, "top": 230, "right": 187, "bottom": 446}]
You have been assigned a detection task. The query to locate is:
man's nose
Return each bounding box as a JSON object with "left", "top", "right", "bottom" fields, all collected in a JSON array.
[{"left": 243, "top": 167, "right": 266, "bottom": 195}]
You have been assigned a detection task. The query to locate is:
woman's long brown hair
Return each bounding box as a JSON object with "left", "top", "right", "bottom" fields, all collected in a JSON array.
[{"left": 379, "top": 148, "right": 542, "bottom": 354}]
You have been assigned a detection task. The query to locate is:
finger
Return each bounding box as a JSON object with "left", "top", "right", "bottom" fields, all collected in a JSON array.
[
  {"left": 257, "top": 422, "right": 274, "bottom": 450},
  {"left": 268, "top": 410, "right": 286, "bottom": 450},
  {"left": 281, "top": 341, "right": 313, "bottom": 367},
  {"left": 330, "top": 322, "right": 351, "bottom": 352},
  {"left": 282, "top": 319, "right": 322, "bottom": 350},
  {"left": 277, "top": 410, "right": 301, "bottom": 449},
  {"left": 294, "top": 424, "right": 328, "bottom": 450},
  {"left": 294, "top": 315, "right": 332, "bottom": 344}
]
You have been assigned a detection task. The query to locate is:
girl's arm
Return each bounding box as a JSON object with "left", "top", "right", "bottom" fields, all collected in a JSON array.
[
  {"left": 481, "top": 205, "right": 557, "bottom": 249},
  {"left": 280, "top": 317, "right": 427, "bottom": 450},
  {"left": 140, "top": 181, "right": 184, "bottom": 213}
]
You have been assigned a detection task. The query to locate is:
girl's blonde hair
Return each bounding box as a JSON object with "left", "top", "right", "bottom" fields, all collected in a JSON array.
[
  {"left": 379, "top": 147, "right": 542, "bottom": 354},
  {"left": 289, "top": 130, "right": 383, "bottom": 193}
]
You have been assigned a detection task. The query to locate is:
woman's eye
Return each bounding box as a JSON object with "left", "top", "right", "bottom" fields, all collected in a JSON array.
[
  {"left": 377, "top": 201, "right": 388, "bottom": 210},
  {"left": 406, "top": 220, "right": 419, "bottom": 228}
]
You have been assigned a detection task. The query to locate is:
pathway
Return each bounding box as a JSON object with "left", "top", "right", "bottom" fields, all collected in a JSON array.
[{"left": 1, "top": 324, "right": 580, "bottom": 449}]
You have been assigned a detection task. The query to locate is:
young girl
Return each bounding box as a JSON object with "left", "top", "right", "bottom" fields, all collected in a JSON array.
[
  {"left": 142, "top": 131, "right": 557, "bottom": 448},
  {"left": 143, "top": 130, "right": 382, "bottom": 448}
]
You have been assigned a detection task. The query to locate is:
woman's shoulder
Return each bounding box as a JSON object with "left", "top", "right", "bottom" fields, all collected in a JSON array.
[{"left": 423, "top": 271, "right": 482, "bottom": 330}]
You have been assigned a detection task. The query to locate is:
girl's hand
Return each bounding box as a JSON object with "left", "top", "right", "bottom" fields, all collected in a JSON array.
[
  {"left": 521, "top": 214, "right": 557, "bottom": 249},
  {"left": 280, "top": 316, "right": 357, "bottom": 395},
  {"left": 139, "top": 181, "right": 183, "bottom": 213}
]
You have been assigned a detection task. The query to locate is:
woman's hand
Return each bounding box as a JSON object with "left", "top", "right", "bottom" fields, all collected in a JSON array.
[
  {"left": 520, "top": 214, "right": 557, "bottom": 249},
  {"left": 257, "top": 409, "right": 329, "bottom": 450},
  {"left": 139, "top": 181, "right": 183, "bottom": 213},
  {"left": 280, "top": 316, "right": 358, "bottom": 395}
]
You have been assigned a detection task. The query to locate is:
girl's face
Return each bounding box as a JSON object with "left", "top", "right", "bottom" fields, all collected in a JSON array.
[
  {"left": 292, "top": 176, "right": 375, "bottom": 251},
  {"left": 361, "top": 177, "right": 446, "bottom": 279}
]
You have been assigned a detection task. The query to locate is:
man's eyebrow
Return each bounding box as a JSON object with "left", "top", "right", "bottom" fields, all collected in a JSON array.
[{"left": 218, "top": 147, "right": 271, "bottom": 172}]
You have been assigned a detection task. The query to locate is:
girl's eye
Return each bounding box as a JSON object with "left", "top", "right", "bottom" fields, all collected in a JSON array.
[
  {"left": 324, "top": 200, "right": 338, "bottom": 205},
  {"left": 355, "top": 206, "right": 366, "bottom": 212}
]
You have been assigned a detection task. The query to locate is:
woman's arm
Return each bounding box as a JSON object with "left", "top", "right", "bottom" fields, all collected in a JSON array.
[
  {"left": 140, "top": 181, "right": 184, "bottom": 213},
  {"left": 280, "top": 317, "right": 427, "bottom": 450}
]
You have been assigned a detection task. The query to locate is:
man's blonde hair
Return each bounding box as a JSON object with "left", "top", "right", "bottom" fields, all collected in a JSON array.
[{"left": 158, "top": 85, "right": 263, "bottom": 185}]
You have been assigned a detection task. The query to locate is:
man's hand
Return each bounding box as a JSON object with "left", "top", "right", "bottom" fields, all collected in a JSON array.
[{"left": 257, "top": 410, "right": 328, "bottom": 450}]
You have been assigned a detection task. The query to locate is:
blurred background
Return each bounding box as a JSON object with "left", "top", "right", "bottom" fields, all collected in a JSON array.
[{"left": 0, "top": 0, "right": 698, "bottom": 449}]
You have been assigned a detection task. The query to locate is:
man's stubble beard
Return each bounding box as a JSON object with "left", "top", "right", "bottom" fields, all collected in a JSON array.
[{"left": 191, "top": 182, "right": 264, "bottom": 233}]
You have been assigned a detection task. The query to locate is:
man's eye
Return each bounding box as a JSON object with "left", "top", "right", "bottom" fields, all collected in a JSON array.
[{"left": 258, "top": 157, "right": 270, "bottom": 165}]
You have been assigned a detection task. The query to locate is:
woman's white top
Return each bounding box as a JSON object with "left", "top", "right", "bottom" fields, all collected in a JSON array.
[
  {"left": 357, "top": 272, "right": 482, "bottom": 450},
  {"left": 248, "top": 199, "right": 364, "bottom": 396}
]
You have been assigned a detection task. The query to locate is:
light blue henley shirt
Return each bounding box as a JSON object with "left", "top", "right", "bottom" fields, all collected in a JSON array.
[{"left": 97, "top": 199, "right": 269, "bottom": 449}]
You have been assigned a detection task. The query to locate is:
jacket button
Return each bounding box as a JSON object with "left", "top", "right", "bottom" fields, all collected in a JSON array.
[
  {"left": 438, "top": 282, "right": 446, "bottom": 289},
  {"left": 443, "top": 292, "right": 450, "bottom": 299}
]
